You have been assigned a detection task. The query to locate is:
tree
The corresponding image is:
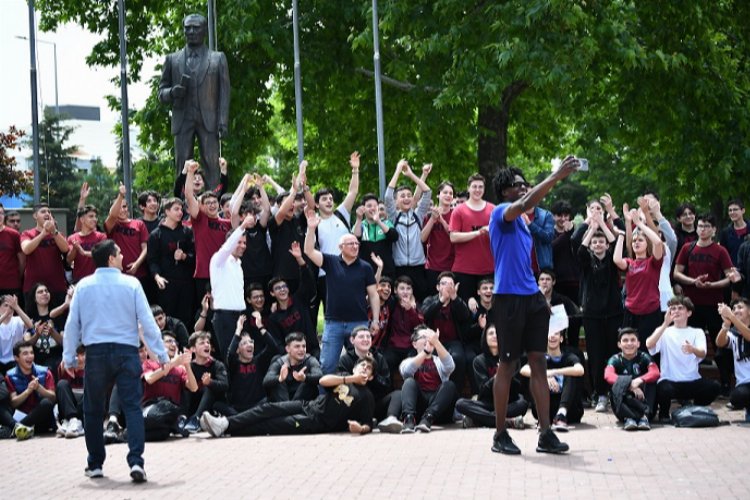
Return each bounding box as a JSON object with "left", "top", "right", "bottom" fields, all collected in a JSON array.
[
  {"left": 80, "top": 158, "right": 119, "bottom": 215},
  {"left": 0, "top": 126, "right": 32, "bottom": 198}
]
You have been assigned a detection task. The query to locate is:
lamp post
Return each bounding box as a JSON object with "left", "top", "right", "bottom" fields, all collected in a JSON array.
[
  {"left": 15, "top": 36, "right": 59, "bottom": 117},
  {"left": 371, "top": 0, "right": 386, "bottom": 198}
]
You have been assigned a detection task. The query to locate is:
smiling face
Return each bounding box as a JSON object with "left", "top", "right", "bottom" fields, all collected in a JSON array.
[
  {"left": 438, "top": 185, "right": 454, "bottom": 207},
  {"left": 364, "top": 199, "right": 379, "bottom": 221},
  {"left": 396, "top": 188, "right": 414, "bottom": 211},
  {"left": 350, "top": 328, "right": 372, "bottom": 353},
  {"left": 286, "top": 340, "right": 307, "bottom": 364},
  {"left": 80, "top": 210, "right": 98, "bottom": 232},
  {"left": 618, "top": 333, "right": 640, "bottom": 359},
  {"left": 547, "top": 330, "right": 563, "bottom": 351},
  {"left": 162, "top": 335, "right": 178, "bottom": 357},
  {"left": 377, "top": 280, "right": 392, "bottom": 302},
  {"left": 339, "top": 235, "right": 360, "bottom": 260},
  {"left": 732, "top": 301, "right": 750, "bottom": 324},
  {"left": 238, "top": 335, "right": 255, "bottom": 363},
  {"left": 468, "top": 180, "right": 485, "bottom": 202},
  {"left": 165, "top": 203, "right": 184, "bottom": 224},
  {"left": 192, "top": 336, "right": 212, "bottom": 360},
  {"left": 668, "top": 303, "right": 692, "bottom": 326},
  {"left": 589, "top": 235, "right": 609, "bottom": 257},
  {"left": 201, "top": 195, "right": 220, "bottom": 218},
  {"left": 503, "top": 175, "right": 528, "bottom": 202},
  {"left": 678, "top": 208, "right": 695, "bottom": 228},
  {"left": 317, "top": 193, "right": 335, "bottom": 216},
  {"left": 728, "top": 203, "right": 745, "bottom": 223},
  {"left": 14, "top": 346, "right": 35, "bottom": 372}
]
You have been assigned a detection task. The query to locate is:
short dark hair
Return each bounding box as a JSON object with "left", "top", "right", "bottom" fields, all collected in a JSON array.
[
  {"left": 162, "top": 330, "right": 177, "bottom": 342},
  {"left": 189, "top": 331, "right": 212, "bottom": 347},
  {"left": 643, "top": 190, "right": 660, "bottom": 201},
  {"left": 361, "top": 193, "right": 379, "bottom": 205},
  {"left": 467, "top": 173, "right": 485, "bottom": 187},
  {"left": 13, "top": 340, "right": 35, "bottom": 357},
  {"left": 239, "top": 201, "right": 261, "bottom": 217},
  {"left": 314, "top": 187, "right": 335, "bottom": 204},
  {"left": 353, "top": 355, "right": 375, "bottom": 372},
  {"left": 617, "top": 327, "right": 639, "bottom": 341},
  {"left": 284, "top": 332, "right": 305, "bottom": 345},
  {"left": 199, "top": 191, "right": 219, "bottom": 204},
  {"left": 538, "top": 268, "right": 556, "bottom": 281},
  {"left": 550, "top": 200, "right": 572, "bottom": 216},
  {"left": 378, "top": 275, "right": 393, "bottom": 287},
  {"left": 267, "top": 277, "right": 286, "bottom": 294},
  {"left": 220, "top": 193, "right": 233, "bottom": 206},
  {"left": 730, "top": 297, "right": 750, "bottom": 309},
  {"left": 150, "top": 304, "right": 165, "bottom": 317},
  {"left": 436, "top": 271, "right": 456, "bottom": 284},
  {"left": 92, "top": 240, "right": 118, "bottom": 268},
  {"left": 667, "top": 295, "right": 695, "bottom": 312},
  {"left": 675, "top": 202, "right": 696, "bottom": 219},
  {"left": 76, "top": 204, "right": 97, "bottom": 219},
  {"left": 394, "top": 275, "right": 413, "bottom": 288},
  {"left": 436, "top": 181, "right": 455, "bottom": 195},
  {"left": 410, "top": 324, "right": 430, "bottom": 343},
  {"left": 350, "top": 325, "right": 371, "bottom": 339},
  {"left": 394, "top": 185, "right": 412, "bottom": 197},
  {"left": 138, "top": 190, "right": 161, "bottom": 208},
  {"left": 727, "top": 198, "right": 745, "bottom": 210},
  {"left": 696, "top": 213, "right": 716, "bottom": 227},
  {"left": 493, "top": 166, "right": 525, "bottom": 201},
  {"left": 477, "top": 278, "right": 494, "bottom": 290},
  {"left": 162, "top": 197, "right": 183, "bottom": 211},
  {"left": 32, "top": 203, "right": 49, "bottom": 214}
]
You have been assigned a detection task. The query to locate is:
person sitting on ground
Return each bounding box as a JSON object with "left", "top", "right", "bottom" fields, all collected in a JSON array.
[
  {"left": 1, "top": 295, "right": 34, "bottom": 374},
  {"left": 141, "top": 330, "right": 198, "bottom": 440},
  {"left": 3, "top": 340, "right": 56, "bottom": 439},
  {"left": 200, "top": 356, "right": 377, "bottom": 437},
  {"left": 716, "top": 299, "right": 750, "bottom": 422},
  {"left": 381, "top": 276, "right": 424, "bottom": 380},
  {"left": 263, "top": 332, "right": 322, "bottom": 402},
  {"left": 604, "top": 328, "right": 660, "bottom": 431},
  {"left": 456, "top": 323, "right": 529, "bottom": 429},
  {"left": 184, "top": 331, "right": 228, "bottom": 433},
  {"left": 646, "top": 295, "right": 721, "bottom": 422},
  {"left": 399, "top": 325, "right": 457, "bottom": 433},
  {"left": 151, "top": 305, "right": 190, "bottom": 351},
  {"left": 520, "top": 329, "right": 584, "bottom": 432},
  {"left": 56, "top": 344, "right": 86, "bottom": 438}
]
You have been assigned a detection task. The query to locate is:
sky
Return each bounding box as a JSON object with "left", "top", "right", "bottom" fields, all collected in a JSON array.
[{"left": 0, "top": 0, "right": 158, "bottom": 168}]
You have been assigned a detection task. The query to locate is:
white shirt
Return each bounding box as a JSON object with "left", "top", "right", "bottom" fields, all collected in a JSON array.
[
  {"left": 728, "top": 331, "right": 750, "bottom": 385},
  {"left": 316, "top": 204, "right": 351, "bottom": 277},
  {"left": 0, "top": 317, "right": 26, "bottom": 363},
  {"left": 649, "top": 325, "right": 706, "bottom": 382},
  {"left": 210, "top": 228, "right": 246, "bottom": 311}
]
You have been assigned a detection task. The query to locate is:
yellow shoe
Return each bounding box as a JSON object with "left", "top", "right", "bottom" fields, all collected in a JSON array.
[{"left": 13, "top": 423, "right": 34, "bottom": 441}]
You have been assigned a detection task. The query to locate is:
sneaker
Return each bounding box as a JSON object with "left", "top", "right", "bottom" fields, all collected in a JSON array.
[
  {"left": 377, "top": 415, "right": 403, "bottom": 434},
  {"left": 536, "top": 428, "right": 569, "bottom": 454},
  {"left": 13, "top": 423, "right": 34, "bottom": 441},
  {"left": 66, "top": 417, "right": 84, "bottom": 439},
  {"left": 623, "top": 418, "right": 638, "bottom": 431},
  {"left": 726, "top": 401, "right": 736, "bottom": 410},
  {"left": 199, "top": 412, "right": 228, "bottom": 437},
  {"left": 453, "top": 409, "right": 464, "bottom": 423},
  {"left": 637, "top": 417, "right": 651, "bottom": 431},
  {"left": 595, "top": 396, "right": 608, "bottom": 413},
  {"left": 400, "top": 414, "right": 416, "bottom": 434},
  {"left": 57, "top": 419, "right": 70, "bottom": 437},
  {"left": 172, "top": 415, "right": 190, "bottom": 438},
  {"left": 0, "top": 425, "right": 13, "bottom": 439},
  {"left": 103, "top": 420, "right": 122, "bottom": 444},
  {"left": 491, "top": 430, "right": 521, "bottom": 455},
  {"left": 415, "top": 414, "right": 433, "bottom": 433},
  {"left": 184, "top": 416, "right": 200, "bottom": 434},
  {"left": 506, "top": 415, "right": 525, "bottom": 430},
  {"left": 84, "top": 467, "right": 104, "bottom": 479},
  {"left": 462, "top": 415, "right": 475, "bottom": 429},
  {"left": 130, "top": 464, "right": 147, "bottom": 483},
  {"left": 552, "top": 414, "right": 568, "bottom": 432}
]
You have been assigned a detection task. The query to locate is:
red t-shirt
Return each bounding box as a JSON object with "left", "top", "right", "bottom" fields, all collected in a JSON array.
[
  {"left": 449, "top": 202, "right": 495, "bottom": 275},
  {"left": 424, "top": 210, "right": 454, "bottom": 271},
  {"left": 20, "top": 229, "right": 68, "bottom": 293},
  {"left": 624, "top": 256, "right": 662, "bottom": 314},
  {"left": 676, "top": 242, "right": 733, "bottom": 306},
  {"left": 0, "top": 227, "right": 22, "bottom": 289},
  {"left": 414, "top": 357, "right": 442, "bottom": 392},
  {"left": 191, "top": 211, "right": 231, "bottom": 279},
  {"left": 142, "top": 359, "right": 188, "bottom": 405},
  {"left": 107, "top": 219, "right": 149, "bottom": 278},
  {"left": 67, "top": 231, "right": 107, "bottom": 282}
]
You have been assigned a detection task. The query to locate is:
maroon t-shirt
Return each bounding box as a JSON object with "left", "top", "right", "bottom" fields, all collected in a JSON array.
[
  {"left": 429, "top": 303, "right": 459, "bottom": 342},
  {"left": 191, "top": 211, "right": 231, "bottom": 279},
  {"left": 142, "top": 359, "right": 187, "bottom": 405},
  {"left": 67, "top": 231, "right": 107, "bottom": 282},
  {"left": 0, "top": 227, "right": 22, "bottom": 289},
  {"left": 20, "top": 229, "right": 68, "bottom": 293},
  {"left": 449, "top": 202, "right": 495, "bottom": 275},
  {"left": 424, "top": 210, "right": 454, "bottom": 271},
  {"left": 5, "top": 368, "right": 56, "bottom": 414},
  {"left": 676, "top": 242, "right": 733, "bottom": 306},
  {"left": 624, "top": 256, "right": 662, "bottom": 314},
  {"left": 107, "top": 219, "right": 149, "bottom": 278},
  {"left": 414, "top": 357, "right": 441, "bottom": 392}
]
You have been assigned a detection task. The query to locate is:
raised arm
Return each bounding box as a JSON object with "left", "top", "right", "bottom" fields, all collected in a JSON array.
[
  {"left": 105, "top": 184, "right": 126, "bottom": 233},
  {"left": 502, "top": 156, "right": 579, "bottom": 222},
  {"left": 303, "top": 209, "right": 324, "bottom": 268},
  {"left": 184, "top": 160, "right": 202, "bottom": 219},
  {"left": 341, "top": 152, "right": 361, "bottom": 213}
]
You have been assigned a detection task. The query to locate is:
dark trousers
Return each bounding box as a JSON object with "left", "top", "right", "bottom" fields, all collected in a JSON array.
[
  {"left": 730, "top": 382, "right": 750, "bottom": 409},
  {"left": 400, "top": 377, "right": 457, "bottom": 422},
  {"left": 6, "top": 398, "right": 55, "bottom": 431},
  {"left": 187, "top": 386, "right": 216, "bottom": 420},
  {"left": 610, "top": 383, "right": 656, "bottom": 421},
  {"left": 83, "top": 343, "right": 144, "bottom": 469},
  {"left": 395, "top": 265, "right": 429, "bottom": 303},
  {"left": 138, "top": 275, "right": 158, "bottom": 307},
  {"left": 444, "top": 340, "right": 467, "bottom": 394},
  {"left": 158, "top": 279, "right": 194, "bottom": 333},
  {"left": 656, "top": 378, "right": 721, "bottom": 418},
  {"left": 174, "top": 116, "right": 221, "bottom": 189},
  {"left": 143, "top": 399, "right": 182, "bottom": 442},
  {"left": 212, "top": 309, "right": 243, "bottom": 361},
  {"left": 529, "top": 377, "right": 583, "bottom": 423},
  {"left": 690, "top": 304, "right": 733, "bottom": 387},
  {"left": 310, "top": 276, "right": 327, "bottom": 327},
  {"left": 56, "top": 379, "right": 83, "bottom": 420},
  {"left": 455, "top": 397, "right": 529, "bottom": 427},
  {"left": 228, "top": 400, "right": 318, "bottom": 436},
  {"left": 623, "top": 307, "right": 663, "bottom": 347},
  {"left": 374, "top": 390, "right": 402, "bottom": 421},
  {"left": 382, "top": 347, "right": 412, "bottom": 385},
  {"left": 584, "top": 315, "right": 623, "bottom": 395},
  {"left": 267, "top": 381, "right": 318, "bottom": 403}
]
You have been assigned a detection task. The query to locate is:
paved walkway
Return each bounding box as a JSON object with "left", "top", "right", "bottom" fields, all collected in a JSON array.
[{"left": 2, "top": 402, "right": 748, "bottom": 499}]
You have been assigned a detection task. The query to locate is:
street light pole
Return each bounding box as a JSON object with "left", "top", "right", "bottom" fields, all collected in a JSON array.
[
  {"left": 15, "top": 36, "right": 59, "bottom": 117},
  {"left": 292, "top": 0, "right": 304, "bottom": 163},
  {"left": 372, "top": 0, "right": 386, "bottom": 198},
  {"left": 117, "top": 0, "right": 132, "bottom": 206},
  {"left": 25, "top": 0, "right": 41, "bottom": 205}
]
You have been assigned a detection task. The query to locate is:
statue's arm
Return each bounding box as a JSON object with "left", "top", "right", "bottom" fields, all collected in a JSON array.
[
  {"left": 158, "top": 54, "right": 175, "bottom": 104},
  {"left": 218, "top": 52, "right": 230, "bottom": 133}
]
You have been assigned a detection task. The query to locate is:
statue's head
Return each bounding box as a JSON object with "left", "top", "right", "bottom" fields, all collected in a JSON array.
[{"left": 183, "top": 14, "right": 207, "bottom": 47}]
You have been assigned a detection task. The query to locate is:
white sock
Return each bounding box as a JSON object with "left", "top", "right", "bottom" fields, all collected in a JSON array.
[{"left": 557, "top": 407, "right": 568, "bottom": 417}]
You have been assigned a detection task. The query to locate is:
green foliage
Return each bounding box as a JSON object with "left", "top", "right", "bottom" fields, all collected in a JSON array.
[
  {"left": 80, "top": 158, "right": 119, "bottom": 215},
  {"left": 0, "top": 126, "right": 32, "bottom": 198}
]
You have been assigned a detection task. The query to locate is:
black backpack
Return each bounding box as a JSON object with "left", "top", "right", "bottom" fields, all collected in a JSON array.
[{"left": 671, "top": 405, "right": 720, "bottom": 428}]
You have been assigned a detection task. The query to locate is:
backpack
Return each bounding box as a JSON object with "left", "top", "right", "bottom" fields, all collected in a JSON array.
[
  {"left": 394, "top": 210, "right": 423, "bottom": 230},
  {"left": 671, "top": 405, "right": 720, "bottom": 428}
]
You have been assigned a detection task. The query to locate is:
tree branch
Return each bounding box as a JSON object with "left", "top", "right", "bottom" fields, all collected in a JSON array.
[{"left": 355, "top": 68, "right": 442, "bottom": 93}]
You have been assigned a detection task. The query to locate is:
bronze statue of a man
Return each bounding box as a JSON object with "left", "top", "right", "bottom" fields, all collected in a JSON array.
[{"left": 158, "top": 13, "right": 230, "bottom": 190}]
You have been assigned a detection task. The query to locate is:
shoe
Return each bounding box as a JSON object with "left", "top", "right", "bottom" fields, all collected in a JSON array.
[
  {"left": 726, "top": 401, "right": 736, "bottom": 410},
  {"left": 172, "top": 415, "right": 190, "bottom": 438},
  {"left": 415, "top": 414, "right": 433, "bottom": 433},
  {"left": 103, "top": 420, "right": 122, "bottom": 444},
  {"left": 453, "top": 409, "right": 464, "bottom": 423},
  {"left": 595, "top": 396, "right": 608, "bottom": 413},
  {"left": 536, "top": 428, "right": 569, "bottom": 454},
  {"left": 57, "top": 419, "right": 70, "bottom": 437},
  {"left": 491, "top": 430, "right": 521, "bottom": 455},
  {"left": 199, "top": 412, "right": 228, "bottom": 437},
  {"left": 623, "top": 418, "right": 638, "bottom": 431},
  {"left": 66, "top": 417, "right": 84, "bottom": 438},
  {"left": 84, "top": 467, "right": 104, "bottom": 479},
  {"left": 400, "top": 414, "right": 416, "bottom": 434},
  {"left": 184, "top": 416, "right": 200, "bottom": 434},
  {"left": 637, "top": 417, "right": 651, "bottom": 431},
  {"left": 377, "top": 415, "right": 403, "bottom": 434},
  {"left": 0, "top": 425, "right": 13, "bottom": 439},
  {"left": 506, "top": 415, "right": 525, "bottom": 430},
  {"left": 552, "top": 414, "right": 568, "bottom": 432},
  {"left": 130, "top": 464, "right": 147, "bottom": 483},
  {"left": 13, "top": 423, "right": 34, "bottom": 441},
  {"left": 462, "top": 416, "right": 475, "bottom": 429}
]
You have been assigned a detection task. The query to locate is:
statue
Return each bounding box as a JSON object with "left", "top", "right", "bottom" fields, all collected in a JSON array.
[{"left": 158, "top": 13, "right": 230, "bottom": 190}]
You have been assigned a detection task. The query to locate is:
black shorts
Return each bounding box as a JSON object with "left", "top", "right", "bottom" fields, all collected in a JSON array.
[{"left": 491, "top": 292, "right": 550, "bottom": 361}]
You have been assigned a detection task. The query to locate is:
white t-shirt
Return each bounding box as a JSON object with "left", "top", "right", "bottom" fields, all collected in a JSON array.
[
  {"left": 1, "top": 317, "right": 27, "bottom": 363},
  {"left": 649, "top": 325, "right": 706, "bottom": 382},
  {"left": 316, "top": 205, "right": 351, "bottom": 277},
  {"left": 728, "top": 331, "right": 750, "bottom": 385}
]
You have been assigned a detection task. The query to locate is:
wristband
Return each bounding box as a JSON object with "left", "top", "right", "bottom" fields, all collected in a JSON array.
[{"left": 343, "top": 376, "right": 347, "bottom": 384}]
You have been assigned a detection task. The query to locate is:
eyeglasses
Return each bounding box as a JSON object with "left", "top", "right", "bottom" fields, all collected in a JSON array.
[
  {"left": 250, "top": 295, "right": 265, "bottom": 301},
  {"left": 342, "top": 242, "right": 360, "bottom": 247},
  {"left": 511, "top": 181, "right": 529, "bottom": 188},
  {"left": 163, "top": 338, "right": 177, "bottom": 344},
  {"left": 272, "top": 284, "right": 288, "bottom": 292}
]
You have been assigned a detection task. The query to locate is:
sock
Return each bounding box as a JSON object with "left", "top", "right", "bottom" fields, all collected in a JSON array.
[{"left": 557, "top": 407, "right": 568, "bottom": 417}]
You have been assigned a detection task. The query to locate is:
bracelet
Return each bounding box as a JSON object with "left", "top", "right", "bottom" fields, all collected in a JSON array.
[{"left": 343, "top": 376, "right": 347, "bottom": 384}]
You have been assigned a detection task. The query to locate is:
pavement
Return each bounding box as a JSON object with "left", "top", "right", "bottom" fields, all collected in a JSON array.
[{"left": 2, "top": 401, "right": 748, "bottom": 499}]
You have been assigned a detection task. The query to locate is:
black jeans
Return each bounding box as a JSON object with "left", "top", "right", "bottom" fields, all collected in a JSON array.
[
  {"left": 584, "top": 314, "right": 623, "bottom": 395},
  {"left": 400, "top": 377, "right": 457, "bottom": 422},
  {"left": 656, "top": 378, "right": 721, "bottom": 418},
  {"left": 212, "top": 309, "right": 243, "bottom": 361},
  {"left": 455, "top": 397, "right": 528, "bottom": 427},
  {"left": 730, "top": 382, "right": 750, "bottom": 409},
  {"left": 56, "top": 379, "right": 83, "bottom": 420},
  {"left": 610, "top": 383, "right": 656, "bottom": 421},
  {"left": 228, "top": 400, "right": 319, "bottom": 436}
]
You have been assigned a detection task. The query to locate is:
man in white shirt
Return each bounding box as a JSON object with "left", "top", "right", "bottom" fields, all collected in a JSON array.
[{"left": 646, "top": 295, "right": 720, "bottom": 421}]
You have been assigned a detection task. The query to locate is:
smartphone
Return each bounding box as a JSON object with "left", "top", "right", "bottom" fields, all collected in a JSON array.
[{"left": 577, "top": 158, "right": 589, "bottom": 171}]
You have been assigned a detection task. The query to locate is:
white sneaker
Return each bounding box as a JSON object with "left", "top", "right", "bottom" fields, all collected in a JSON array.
[
  {"left": 377, "top": 415, "right": 403, "bottom": 434},
  {"left": 595, "top": 397, "right": 608, "bottom": 413},
  {"left": 57, "top": 419, "right": 70, "bottom": 437},
  {"left": 199, "top": 412, "right": 228, "bottom": 437},
  {"left": 66, "top": 417, "right": 84, "bottom": 438},
  {"left": 130, "top": 464, "right": 147, "bottom": 483}
]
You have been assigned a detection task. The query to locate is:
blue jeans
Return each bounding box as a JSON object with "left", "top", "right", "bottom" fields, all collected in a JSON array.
[
  {"left": 83, "top": 343, "right": 144, "bottom": 470},
  {"left": 320, "top": 320, "right": 368, "bottom": 374}
]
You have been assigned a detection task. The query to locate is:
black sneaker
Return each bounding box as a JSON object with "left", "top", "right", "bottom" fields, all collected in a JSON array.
[
  {"left": 172, "top": 415, "right": 190, "bottom": 438},
  {"left": 401, "top": 414, "right": 416, "bottom": 434},
  {"left": 491, "top": 430, "right": 521, "bottom": 455},
  {"left": 415, "top": 414, "right": 433, "bottom": 433},
  {"left": 0, "top": 425, "right": 13, "bottom": 439},
  {"left": 103, "top": 420, "right": 122, "bottom": 444},
  {"left": 536, "top": 428, "right": 569, "bottom": 454}
]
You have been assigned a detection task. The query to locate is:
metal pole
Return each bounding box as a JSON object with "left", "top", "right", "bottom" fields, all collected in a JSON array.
[
  {"left": 207, "top": 0, "right": 216, "bottom": 50},
  {"left": 292, "top": 0, "right": 304, "bottom": 162},
  {"left": 52, "top": 42, "right": 59, "bottom": 116},
  {"left": 27, "top": 0, "right": 41, "bottom": 205},
  {"left": 117, "top": 0, "right": 132, "bottom": 206},
  {"left": 372, "top": 0, "right": 386, "bottom": 198}
]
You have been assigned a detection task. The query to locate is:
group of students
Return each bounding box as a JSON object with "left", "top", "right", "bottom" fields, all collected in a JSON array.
[{"left": 1, "top": 154, "right": 750, "bottom": 443}]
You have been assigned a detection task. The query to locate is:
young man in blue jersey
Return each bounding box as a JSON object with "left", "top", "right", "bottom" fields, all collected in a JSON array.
[{"left": 488, "top": 156, "right": 579, "bottom": 455}]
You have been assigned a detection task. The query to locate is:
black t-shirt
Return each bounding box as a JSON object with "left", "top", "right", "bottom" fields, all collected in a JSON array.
[
  {"left": 545, "top": 351, "right": 580, "bottom": 392},
  {"left": 606, "top": 351, "right": 654, "bottom": 377},
  {"left": 241, "top": 224, "right": 273, "bottom": 279},
  {"left": 304, "top": 381, "right": 374, "bottom": 431},
  {"left": 268, "top": 214, "right": 307, "bottom": 280}
]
